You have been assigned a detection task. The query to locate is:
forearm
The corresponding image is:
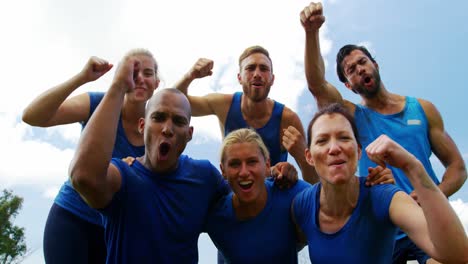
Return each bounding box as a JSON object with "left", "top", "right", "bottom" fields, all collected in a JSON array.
[
  {"left": 70, "top": 85, "right": 125, "bottom": 190},
  {"left": 294, "top": 153, "right": 319, "bottom": 184},
  {"left": 405, "top": 161, "right": 468, "bottom": 261},
  {"left": 438, "top": 162, "right": 467, "bottom": 197},
  {"left": 299, "top": 163, "right": 319, "bottom": 184},
  {"left": 305, "top": 30, "right": 326, "bottom": 93},
  {"left": 174, "top": 73, "right": 194, "bottom": 96},
  {"left": 22, "top": 73, "right": 88, "bottom": 126}
]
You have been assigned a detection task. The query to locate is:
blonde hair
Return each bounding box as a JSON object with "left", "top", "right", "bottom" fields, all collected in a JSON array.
[{"left": 220, "top": 128, "right": 270, "bottom": 164}]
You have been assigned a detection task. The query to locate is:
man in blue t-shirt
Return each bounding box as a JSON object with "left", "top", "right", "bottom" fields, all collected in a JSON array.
[
  {"left": 70, "top": 55, "right": 228, "bottom": 263},
  {"left": 300, "top": 2, "right": 467, "bottom": 263}
]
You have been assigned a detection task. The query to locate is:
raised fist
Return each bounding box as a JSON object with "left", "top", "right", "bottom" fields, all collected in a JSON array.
[{"left": 300, "top": 2, "right": 326, "bottom": 32}]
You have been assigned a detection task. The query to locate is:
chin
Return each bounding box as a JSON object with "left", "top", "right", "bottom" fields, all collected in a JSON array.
[
  {"left": 326, "top": 175, "right": 351, "bottom": 185},
  {"left": 237, "top": 193, "right": 256, "bottom": 204}
]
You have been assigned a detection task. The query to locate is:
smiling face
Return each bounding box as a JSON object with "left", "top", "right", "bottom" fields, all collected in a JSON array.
[
  {"left": 139, "top": 89, "right": 193, "bottom": 173},
  {"left": 221, "top": 141, "right": 270, "bottom": 205},
  {"left": 306, "top": 113, "right": 361, "bottom": 185},
  {"left": 342, "top": 50, "right": 381, "bottom": 99},
  {"left": 237, "top": 53, "right": 275, "bottom": 102}
]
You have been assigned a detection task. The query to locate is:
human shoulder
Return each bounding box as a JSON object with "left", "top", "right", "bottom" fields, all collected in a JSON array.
[
  {"left": 342, "top": 99, "right": 357, "bottom": 114},
  {"left": 417, "top": 98, "right": 439, "bottom": 116},
  {"left": 184, "top": 155, "right": 221, "bottom": 178},
  {"left": 280, "top": 105, "right": 302, "bottom": 128},
  {"left": 416, "top": 98, "right": 443, "bottom": 127},
  {"left": 294, "top": 182, "right": 318, "bottom": 202},
  {"left": 368, "top": 182, "right": 402, "bottom": 220},
  {"left": 203, "top": 92, "right": 234, "bottom": 122}
]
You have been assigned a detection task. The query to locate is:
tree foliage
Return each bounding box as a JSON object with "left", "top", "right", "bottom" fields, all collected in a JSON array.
[{"left": 0, "top": 189, "right": 26, "bottom": 264}]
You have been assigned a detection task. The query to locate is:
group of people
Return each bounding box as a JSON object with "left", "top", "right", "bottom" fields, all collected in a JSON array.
[{"left": 22, "top": 2, "right": 468, "bottom": 264}]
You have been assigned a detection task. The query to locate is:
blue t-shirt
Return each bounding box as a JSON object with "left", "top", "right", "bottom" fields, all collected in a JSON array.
[
  {"left": 293, "top": 177, "right": 400, "bottom": 264},
  {"left": 101, "top": 156, "right": 229, "bottom": 263},
  {"left": 205, "top": 179, "right": 310, "bottom": 264},
  {"left": 54, "top": 92, "right": 145, "bottom": 226},
  {"left": 224, "top": 92, "right": 287, "bottom": 165}
]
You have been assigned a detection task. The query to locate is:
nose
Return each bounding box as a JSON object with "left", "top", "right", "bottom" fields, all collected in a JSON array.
[
  {"left": 357, "top": 65, "right": 365, "bottom": 76},
  {"left": 161, "top": 120, "right": 174, "bottom": 137},
  {"left": 328, "top": 139, "right": 341, "bottom": 155},
  {"left": 239, "top": 162, "right": 249, "bottom": 177},
  {"left": 253, "top": 67, "right": 262, "bottom": 78},
  {"left": 134, "top": 70, "right": 144, "bottom": 84}
]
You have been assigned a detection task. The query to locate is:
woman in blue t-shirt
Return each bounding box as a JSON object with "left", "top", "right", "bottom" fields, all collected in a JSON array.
[
  {"left": 205, "top": 128, "right": 311, "bottom": 263},
  {"left": 22, "top": 49, "right": 160, "bottom": 263},
  {"left": 292, "top": 103, "right": 468, "bottom": 263}
]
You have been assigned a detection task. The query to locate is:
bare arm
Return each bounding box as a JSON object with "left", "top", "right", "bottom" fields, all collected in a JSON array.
[
  {"left": 22, "top": 56, "right": 113, "bottom": 127},
  {"left": 301, "top": 2, "right": 346, "bottom": 109},
  {"left": 367, "top": 135, "right": 468, "bottom": 262},
  {"left": 281, "top": 110, "right": 319, "bottom": 184},
  {"left": 420, "top": 99, "right": 467, "bottom": 198},
  {"left": 69, "top": 56, "right": 137, "bottom": 209},
  {"left": 174, "top": 58, "right": 232, "bottom": 121}
]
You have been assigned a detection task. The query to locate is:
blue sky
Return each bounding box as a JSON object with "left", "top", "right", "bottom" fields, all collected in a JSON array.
[{"left": 1, "top": 0, "right": 467, "bottom": 263}]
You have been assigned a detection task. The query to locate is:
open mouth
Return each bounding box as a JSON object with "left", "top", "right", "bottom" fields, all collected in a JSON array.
[
  {"left": 363, "top": 76, "right": 372, "bottom": 85},
  {"left": 159, "top": 142, "right": 171, "bottom": 160},
  {"left": 239, "top": 180, "right": 253, "bottom": 190},
  {"left": 252, "top": 82, "right": 263, "bottom": 88}
]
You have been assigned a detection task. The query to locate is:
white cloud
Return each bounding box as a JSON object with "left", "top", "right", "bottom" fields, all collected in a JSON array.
[
  {"left": 0, "top": 113, "right": 74, "bottom": 188},
  {"left": 450, "top": 199, "right": 468, "bottom": 234}
]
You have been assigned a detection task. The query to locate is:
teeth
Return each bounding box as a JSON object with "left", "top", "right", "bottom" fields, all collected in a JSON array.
[{"left": 239, "top": 181, "right": 253, "bottom": 186}]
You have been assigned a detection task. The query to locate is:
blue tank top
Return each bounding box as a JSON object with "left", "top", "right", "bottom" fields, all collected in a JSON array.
[
  {"left": 54, "top": 92, "right": 145, "bottom": 226},
  {"left": 224, "top": 92, "right": 287, "bottom": 165},
  {"left": 354, "top": 96, "right": 439, "bottom": 194}
]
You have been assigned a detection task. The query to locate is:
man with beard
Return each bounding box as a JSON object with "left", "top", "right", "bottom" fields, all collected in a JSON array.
[
  {"left": 70, "top": 54, "right": 229, "bottom": 263},
  {"left": 174, "top": 45, "right": 318, "bottom": 184},
  {"left": 300, "top": 2, "right": 467, "bottom": 263}
]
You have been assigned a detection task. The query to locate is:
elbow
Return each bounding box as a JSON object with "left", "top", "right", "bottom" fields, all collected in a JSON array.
[
  {"left": 69, "top": 166, "right": 103, "bottom": 209},
  {"left": 21, "top": 109, "right": 35, "bottom": 125},
  {"left": 69, "top": 160, "right": 98, "bottom": 196},
  {"left": 454, "top": 161, "right": 467, "bottom": 187},
  {"left": 21, "top": 109, "right": 46, "bottom": 127},
  {"left": 70, "top": 167, "right": 92, "bottom": 195},
  {"left": 460, "top": 163, "right": 467, "bottom": 183}
]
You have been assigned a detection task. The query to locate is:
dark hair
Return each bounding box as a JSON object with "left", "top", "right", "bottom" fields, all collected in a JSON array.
[
  {"left": 238, "top": 45, "right": 273, "bottom": 72},
  {"left": 336, "top": 44, "right": 376, "bottom": 83},
  {"left": 306, "top": 103, "right": 361, "bottom": 148}
]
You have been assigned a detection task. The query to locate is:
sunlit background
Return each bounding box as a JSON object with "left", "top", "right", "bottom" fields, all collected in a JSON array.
[{"left": 1, "top": 0, "right": 467, "bottom": 262}]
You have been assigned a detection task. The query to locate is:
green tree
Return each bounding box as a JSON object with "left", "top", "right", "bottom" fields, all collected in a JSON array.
[{"left": 0, "top": 189, "right": 26, "bottom": 264}]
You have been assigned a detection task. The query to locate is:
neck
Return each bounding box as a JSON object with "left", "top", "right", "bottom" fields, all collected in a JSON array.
[
  {"left": 232, "top": 186, "right": 268, "bottom": 220},
  {"left": 319, "top": 176, "right": 359, "bottom": 218},
  {"left": 121, "top": 96, "right": 146, "bottom": 121},
  {"left": 137, "top": 155, "right": 179, "bottom": 175},
  {"left": 361, "top": 83, "right": 404, "bottom": 113},
  {"left": 240, "top": 95, "right": 271, "bottom": 119}
]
